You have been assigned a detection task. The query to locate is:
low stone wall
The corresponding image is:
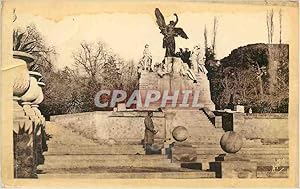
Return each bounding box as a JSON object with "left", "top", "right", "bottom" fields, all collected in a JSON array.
[
  {"left": 50, "top": 111, "right": 165, "bottom": 143},
  {"left": 233, "top": 113, "right": 288, "bottom": 140},
  {"left": 50, "top": 112, "right": 99, "bottom": 141},
  {"left": 50, "top": 111, "right": 288, "bottom": 143}
]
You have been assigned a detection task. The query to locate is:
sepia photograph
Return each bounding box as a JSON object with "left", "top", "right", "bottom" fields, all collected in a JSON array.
[{"left": 1, "top": 0, "right": 298, "bottom": 188}]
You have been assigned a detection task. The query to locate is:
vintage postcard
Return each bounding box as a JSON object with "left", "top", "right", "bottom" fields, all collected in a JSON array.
[{"left": 1, "top": 0, "right": 299, "bottom": 188}]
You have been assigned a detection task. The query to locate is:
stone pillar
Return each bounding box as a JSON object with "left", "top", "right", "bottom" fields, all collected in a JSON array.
[
  {"left": 164, "top": 111, "right": 175, "bottom": 144},
  {"left": 210, "top": 154, "right": 257, "bottom": 178},
  {"left": 12, "top": 51, "right": 47, "bottom": 178}
]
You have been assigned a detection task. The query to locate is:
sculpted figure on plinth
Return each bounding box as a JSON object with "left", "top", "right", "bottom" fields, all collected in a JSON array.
[
  {"left": 155, "top": 8, "right": 188, "bottom": 57},
  {"left": 191, "top": 45, "right": 208, "bottom": 75},
  {"left": 138, "top": 44, "right": 153, "bottom": 76}
]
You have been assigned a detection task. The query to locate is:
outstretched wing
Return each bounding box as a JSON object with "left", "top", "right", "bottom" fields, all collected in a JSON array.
[
  {"left": 155, "top": 8, "right": 166, "bottom": 30},
  {"left": 174, "top": 28, "right": 189, "bottom": 39}
]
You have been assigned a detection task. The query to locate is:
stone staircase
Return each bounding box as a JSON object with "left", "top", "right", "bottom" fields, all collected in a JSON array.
[
  {"left": 169, "top": 110, "right": 289, "bottom": 178},
  {"left": 37, "top": 122, "right": 215, "bottom": 179},
  {"left": 237, "top": 141, "right": 289, "bottom": 178},
  {"left": 168, "top": 110, "right": 225, "bottom": 168},
  {"left": 170, "top": 110, "right": 224, "bottom": 142},
  {"left": 38, "top": 110, "right": 289, "bottom": 179}
]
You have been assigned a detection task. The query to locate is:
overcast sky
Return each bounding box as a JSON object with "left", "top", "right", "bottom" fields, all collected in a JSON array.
[{"left": 15, "top": 9, "right": 292, "bottom": 69}]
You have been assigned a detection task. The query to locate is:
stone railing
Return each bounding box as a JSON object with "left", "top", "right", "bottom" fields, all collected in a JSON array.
[{"left": 12, "top": 51, "right": 47, "bottom": 178}]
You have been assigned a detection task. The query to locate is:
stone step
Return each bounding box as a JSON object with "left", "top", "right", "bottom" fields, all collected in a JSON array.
[
  {"left": 47, "top": 142, "right": 98, "bottom": 147},
  {"left": 187, "top": 130, "right": 222, "bottom": 134},
  {"left": 38, "top": 159, "right": 179, "bottom": 169},
  {"left": 256, "top": 170, "right": 288, "bottom": 178},
  {"left": 42, "top": 157, "right": 172, "bottom": 165},
  {"left": 191, "top": 144, "right": 221, "bottom": 148},
  {"left": 240, "top": 147, "right": 288, "bottom": 151},
  {"left": 193, "top": 147, "right": 287, "bottom": 153},
  {"left": 38, "top": 171, "right": 216, "bottom": 179},
  {"left": 236, "top": 150, "right": 288, "bottom": 155},
  {"left": 46, "top": 139, "right": 97, "bottom": 146},
  {"left": 194, "top": 133, "right": 223, "bottom": 137},
  {"left": 43, "top": 154, "right": 168, "bottom": 161},
  {"left": 47, "top": 144, "right": 144, "bottom": 149},
  {"left": 255, "top": 161, "right": 289, "bottom": 167},
  {"left": 256, "top": 166, "right": 289, "bottom": 178},
  {"left": 186, "top": 128, "right": 217, "bottom": 132},
  {"left": 44, "top": 150, "right": 145, "bottom": 155},
  {"left": 242, "top": 145, "right": 289, "bottom": 149},
  {"left": 243, "top": 141, "right": 289, "bottom": 147},
  {"left": 190, "top": 142, "right": 289, "bottom": 148},
  {"left": 190, "top": 142, "right": 221, "bottom": 145},
  {"left": 218, "top": 154, "right": 289, "bottom": 160},
  {"left": 48, "top": 139, "right": 145, "bottom": 146},
  {"left": 193, "top": 156, "right": 288, "bottom": 165},
  {"left": 189, "top": 136, "right": 221, "bottom": 143},
  {"left": 48, "top": 144, "right": 144, "bottom": 152},
  {"left": 45, "top": 145, "right": 145, "bottom": 155}
]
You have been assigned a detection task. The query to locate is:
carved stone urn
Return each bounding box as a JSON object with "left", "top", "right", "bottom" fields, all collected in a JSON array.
[
  {"left": 12, "top": 51, "right": 34, "bottom": 98},
  {"left": 20, "top": 72, "right": 42, "bottom": 103}
]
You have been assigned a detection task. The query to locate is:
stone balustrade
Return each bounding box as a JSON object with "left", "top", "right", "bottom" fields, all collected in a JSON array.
[{"left": 12, "top": 51, "right": 47, "bottom": 178}]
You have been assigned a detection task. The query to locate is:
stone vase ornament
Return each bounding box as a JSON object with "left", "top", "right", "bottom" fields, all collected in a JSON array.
[
  {"left": 220, "top": 131, "right": 244, "bottom": 153},
  {"left": 12, "top": 51, "right": 34, "bottom": 97},
  {"left": 20, "top": 76, "right": 40, "bottom": 103},
  {"left": 31, "top": 86, "right": 44, "bottom": 105}
]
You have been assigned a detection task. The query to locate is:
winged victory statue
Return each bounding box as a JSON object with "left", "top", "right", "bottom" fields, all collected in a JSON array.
[{"left": 155, "top": 8, "right": 189, "bottom": 57}]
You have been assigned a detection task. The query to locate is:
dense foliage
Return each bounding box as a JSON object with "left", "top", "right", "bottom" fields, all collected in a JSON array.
[{"left": 207, "top": 43, "right": 289, "bottom": 113}]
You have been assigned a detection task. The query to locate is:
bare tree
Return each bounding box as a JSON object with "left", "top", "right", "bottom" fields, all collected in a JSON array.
[
  {"left": 266, "top": 9, "right": 274, "bottom": 44},
  {"left": 212, "top": 16, "right": 218, "bottom": 54},
  {"left": 72, "top": 41, "right": 111, "bottom": 83},
  {"left": 279, "top": 9, "right": 282, "bottom": 44},
  {"left": 13, "top": 8, "right": 17, "bottom": 22},
  {"left": 204, "top": 25, "right": 208, "bottom": 50}
]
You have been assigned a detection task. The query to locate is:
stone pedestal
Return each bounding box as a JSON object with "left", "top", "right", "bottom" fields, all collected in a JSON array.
[
  {"left": 13, "top": 109, "right": 37, "bottom": 178},
  {"left": 138, "top": 57, "right": 215, "bottom": 110},
  {"left": 13, "top": 124, "right": 37, "bottom": 178},
  {"left": 210, "top": 154, "right": 257, "bottom": 178},
  {"left": 171, "top": 142, "right": 197, "bottom": 162},
  {"left": 234, "top": 105, "right": 245, "bottom": 113},
  {"left": 117, "top": 103, "right": 127, "bottom": 111}
]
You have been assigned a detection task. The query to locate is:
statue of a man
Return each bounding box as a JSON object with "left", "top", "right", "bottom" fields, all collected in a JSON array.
[
  {"left": 144, "top": 112, "right": 158, "bottom": 154},
  {"left": 155, "top": 8, "right": 188, "bottom": 57},
  {"left": 191, "top": 45, "right": 208, "bottom": 75},
  {"left": 142, "top": 44, "right": 153, "bottom": 71}
]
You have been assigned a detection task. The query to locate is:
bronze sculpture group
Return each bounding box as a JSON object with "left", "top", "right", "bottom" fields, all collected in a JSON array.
[{"left": 155, "top": 8, "right": 189, "bottom": 57}]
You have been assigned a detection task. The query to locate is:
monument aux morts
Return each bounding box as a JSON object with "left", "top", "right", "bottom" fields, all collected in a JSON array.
[
  {"left": 138, "top": 8, "right": 215, "bottom": 110},
  {"left": 43, "top": 8, "right": 289, "bottom": 179}
]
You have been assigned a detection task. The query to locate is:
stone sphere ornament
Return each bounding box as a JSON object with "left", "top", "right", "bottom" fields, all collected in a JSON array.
[
  {"left": 172, "top": 126, "right": 189, "bottom": 142},
  {"left": 220, "top": 131, "right": 243, "bottom": 153}
]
